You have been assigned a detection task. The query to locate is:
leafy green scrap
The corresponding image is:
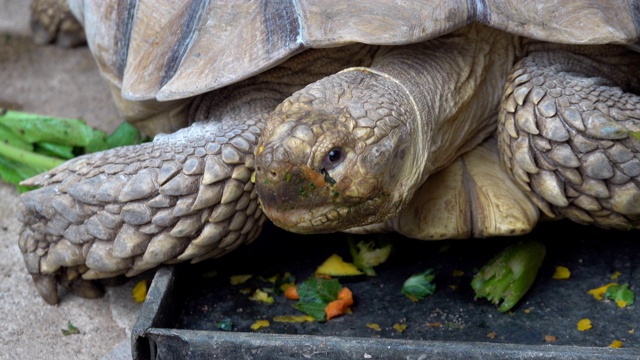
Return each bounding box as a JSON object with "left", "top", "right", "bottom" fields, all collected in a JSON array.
[
  {"left": 292, "top": 278, "right": 341, "bottom": 321},
  {"left": 402, "top": 269, "right": 436, "bottom": 301},
  {"left": 606, "top": 283, "right": 635, "bottom": 308},
  {"left": 0, "top": 109, "right": 149, "bottom": 193}
]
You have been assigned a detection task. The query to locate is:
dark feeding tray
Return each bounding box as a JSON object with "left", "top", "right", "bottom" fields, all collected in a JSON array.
[{"left": 131, "top": 220, "right": 639, "bottom": 359}]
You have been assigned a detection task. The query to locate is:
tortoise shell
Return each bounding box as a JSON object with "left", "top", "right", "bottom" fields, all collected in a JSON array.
[{"left": 69, "top": 0, "right": 639, "bottom": 102}]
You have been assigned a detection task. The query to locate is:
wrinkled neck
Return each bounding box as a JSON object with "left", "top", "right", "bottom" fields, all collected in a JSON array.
[
  {"left": 369, "top": 25, "right": 517, "bottom": 189},
  {"left": 334, "top": 66, "right": 425, "bottom": 214}
]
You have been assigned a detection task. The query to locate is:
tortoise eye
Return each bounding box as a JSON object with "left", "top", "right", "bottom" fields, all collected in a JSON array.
[{"left": 322, "top": 148, "right": 344, "bottom": 170}]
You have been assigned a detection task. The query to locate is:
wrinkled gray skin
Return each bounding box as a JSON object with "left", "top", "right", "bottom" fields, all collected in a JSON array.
[{"left": 18, "top": 17, "right": 640, "bottom": 304}]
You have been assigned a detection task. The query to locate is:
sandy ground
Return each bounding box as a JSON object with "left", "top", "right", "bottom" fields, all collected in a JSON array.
[{"left": 0, "top": 2, "right": 141, "bottom": 359}]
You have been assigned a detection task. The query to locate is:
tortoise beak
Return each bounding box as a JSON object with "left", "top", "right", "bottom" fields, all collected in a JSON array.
[{"left": 255, "top": 159, "right": 338, "bottom": 233}]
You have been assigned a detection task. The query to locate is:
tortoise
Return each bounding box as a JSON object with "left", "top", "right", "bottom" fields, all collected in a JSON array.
[
  {"left": 18, "top": 1, "right": 640, "bottom": 305},
  {"left": 29, "top": 0, "right": 86, "bottom": 47}
]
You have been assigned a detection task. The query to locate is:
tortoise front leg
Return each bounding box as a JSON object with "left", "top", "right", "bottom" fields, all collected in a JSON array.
[
  {"left": 498, "top": 45, "right": 640, "bottom": 229},
  {"left": 17, "top": 95, "right": 271, "bottom": 304}
]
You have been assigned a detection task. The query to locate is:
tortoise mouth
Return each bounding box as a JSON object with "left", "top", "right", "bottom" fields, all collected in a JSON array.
[
  {"left": 260, "top": 203, "right": 352, "bottom": 234},
  {"left": 256, "top": 174, "right": 392, "bottom": 234},
  {"left": 254, "top": 154, "right": 393, "bottom": 233}
]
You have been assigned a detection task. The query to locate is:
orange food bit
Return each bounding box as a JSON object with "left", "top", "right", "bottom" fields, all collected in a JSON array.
[
  {"left": 302, "top": 166, "right": 326, "bottom": 188},
  {"left": 284, "top": 285, "right": 300, "bottom": 300},
  {"left": 325, "top": 287, "right": 354, "bottom": 320},
  {"left": 338, "top": 287, "right": 353, "bottom": 305}
]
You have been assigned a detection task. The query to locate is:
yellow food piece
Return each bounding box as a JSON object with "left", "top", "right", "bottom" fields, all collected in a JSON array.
[
  {"left": 523, "top": 308, "right": 532, "bottom": 314},
  {"left": 273, "top": 315, "right": 315, "bottom": 323},
  {"left": 393, "top": 324, "right": 407, "bottom": 333},
  {"left": 250, "top": 320, "right": 270, "bottom": 331},
  {"left": 230, "top": 274, "right": 253, "bottom": 285},
  {"left": 587, "top": 283, "right": 618, "bottom": 301},
  {"left": 315, "top": 254, "right": 363, "bottom": 277},
  {"left": 266, "top": 272, "right": 293, "bottom": 284},
  {"left": 609, "top": 340, "right": 623, "bottom": 348},
  {"left": 249, "top": 289, "right": 274, "bottom": 304},
  {"left": 405, "top": 294, "right": 420, "bottom": 303},
  {"left": 577, "top": 318, "right": 592, "bottom": 331},
  {"left": 616, "top": 299, "right": 628, "bottom": 308},
  {"left": 393, "top": 324, "right": 407, "bottom": 334},
  {"left": 280, "top": 283, "right": 295, "bottom": 292},
  {"left": 552, "top": 266, "right": 571, "bottom": 280},
  {"left": 452, "top": 270, "right": 464, "bottom": 277},
  {"left": 366, "top": 323, "right": 382, "bottom": 331},
  {"left": 611, "top": 271, "right": 621, "bottom": 280},
  {"left": 132, "top": 280, "right": 148, "bottom": 303}
]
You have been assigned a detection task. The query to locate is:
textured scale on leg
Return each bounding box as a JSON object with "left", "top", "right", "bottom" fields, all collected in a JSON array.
[
  {"left": 17, "top": 118, "right": 267, "bottom": 303},
  {"left": 498, "top": 46, "right": 640, "bottom": 229}
]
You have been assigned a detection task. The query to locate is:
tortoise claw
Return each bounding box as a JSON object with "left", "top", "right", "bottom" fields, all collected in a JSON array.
[
  {"left": 32, "top": 271, "right": 104, "bottom": 304},
  {"left": 68, "top": 278, "right": 105, "bottom": 300},
  {"left": 32, "top": 274, "right": 59, "bottom": 305}
]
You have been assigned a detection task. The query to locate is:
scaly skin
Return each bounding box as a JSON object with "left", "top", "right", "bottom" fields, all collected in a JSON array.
[
  {"left": 17, "top": 45, "right": 378, "bottom": 304},
  {"left": 499, "top": 45, "right": 640, "bottom": 228}
]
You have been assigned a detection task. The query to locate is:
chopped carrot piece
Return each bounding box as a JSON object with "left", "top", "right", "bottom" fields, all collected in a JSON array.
[
  {"left": 325, "top": 287, "right": 354, "bottom": 319},
  {"left": 284, "top": 285, "right": 300, "bottom": 300},
  {"left": 338, "top": 287, "right": 353, "bottom": 306},
  {"left": 325, "top": 299, "right": 349, "bottom": 319}
]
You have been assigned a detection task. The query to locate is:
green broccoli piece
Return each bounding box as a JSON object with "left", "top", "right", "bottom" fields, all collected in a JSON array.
[{"left": 471, "top": 240, "right": 546, "bottom": 312}]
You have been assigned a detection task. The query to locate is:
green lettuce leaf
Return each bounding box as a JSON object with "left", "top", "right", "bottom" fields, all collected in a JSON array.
[
  {"left": 291, "top": 278, "right": 341, "bottom": 321},
  {"left": 402, "top": 269, "right": 436, "bottom": 301}
]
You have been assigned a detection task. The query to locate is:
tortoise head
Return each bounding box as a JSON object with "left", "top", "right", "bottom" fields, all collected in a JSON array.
[{"left": 255, "top": 69, "right": 417, "bottom": 233}]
